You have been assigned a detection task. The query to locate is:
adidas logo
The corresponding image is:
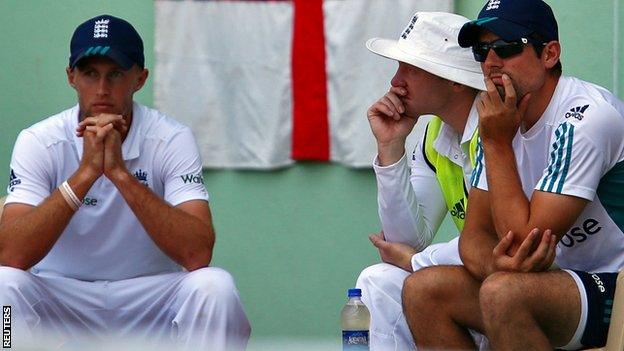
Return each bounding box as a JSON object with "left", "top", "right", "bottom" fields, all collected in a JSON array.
[
  {"left": 401, "top": 15, "right": 418, "bottom": 39},
  {"left": 450, "top": 199, "right": 466, "bottom": 220},
  {"left": 485, "top": 0, "right": 501, "bottom": 10},
  {"left": 8, "top": 168, "right": 21, "bottom": 192},
  {"left": 565, "top": 104, "right": 589, "bottom": 120}
]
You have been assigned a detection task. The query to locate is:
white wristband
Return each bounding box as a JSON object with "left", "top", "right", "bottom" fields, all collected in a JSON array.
[
  {"left": 60, "top": 180, "right": 81, "bottom": 211},
  {"left": 58, "top": 185, "right": 77, "bottom": 211}
]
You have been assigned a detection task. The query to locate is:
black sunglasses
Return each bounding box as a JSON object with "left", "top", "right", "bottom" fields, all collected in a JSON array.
[{"left": 472, "top": 38, "right": 539, "bottom": 62}]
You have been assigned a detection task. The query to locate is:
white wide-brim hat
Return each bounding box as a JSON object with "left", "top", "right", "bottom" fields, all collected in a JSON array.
[{"left": 367, "top": 11, "right": 486, "bottom": 91}]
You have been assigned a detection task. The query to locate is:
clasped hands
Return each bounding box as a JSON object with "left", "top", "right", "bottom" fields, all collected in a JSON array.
[{"left": 76, "top": 114, "right": 128, "bottom": 180}]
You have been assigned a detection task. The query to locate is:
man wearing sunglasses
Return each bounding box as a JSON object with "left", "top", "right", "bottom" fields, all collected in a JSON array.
[
  {"left": 402, "top": 0, "right": 624, "bottom": 350},
  {"left": 355, "top": 11, "right": 488, "bottom": 351}
]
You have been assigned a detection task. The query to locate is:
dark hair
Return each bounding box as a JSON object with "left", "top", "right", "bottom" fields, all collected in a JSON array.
[{"left": 530, "top": 33, "right": 562, "bottom": 72}]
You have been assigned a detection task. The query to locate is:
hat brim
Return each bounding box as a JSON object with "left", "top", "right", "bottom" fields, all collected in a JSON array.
[
  {"left": 70, "top": 46, "right": 136, "bottom": 70},
  {"left": 458, "top": 17, "right": 533, "bottom": 48},
  {"left": 366, "top": 38, "right": 486, "bottom": 91}
]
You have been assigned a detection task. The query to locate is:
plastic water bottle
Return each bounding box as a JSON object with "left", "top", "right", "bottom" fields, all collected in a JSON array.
[{"left": 341, "top": 288, "right": 370, "bottom": 350}]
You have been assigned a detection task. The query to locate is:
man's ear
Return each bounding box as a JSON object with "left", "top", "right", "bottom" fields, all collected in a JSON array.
[
  {"left": 542, "top": 41, "right": 561, "bottom": 69},
  {"left": 133, "top": 68, "right": 149, "bottom": 93},
  {"left": 66, "top": 67, "right": 77, "bottom": 89}
]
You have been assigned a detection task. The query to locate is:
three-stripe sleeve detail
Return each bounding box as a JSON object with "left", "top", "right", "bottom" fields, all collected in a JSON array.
[
  {"left": 470, "top": 137, "right": 484, "bottom": 187},
  {"left": 538, "top": 123, "right": 575, "bottom": 193}
]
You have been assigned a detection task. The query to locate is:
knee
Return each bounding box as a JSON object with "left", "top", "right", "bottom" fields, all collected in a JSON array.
[
  {"left": 356, "top": 263, "right": 406, "bottom": 290},
  {"left": 480, "top": 272, "right": 523, "bottom": 322},
  {"left": 0, "top": 267, "right": 35, "bottom": 301},
  {"left": 0, "top": 266, "right": 34, "bottom": 290},
  {"left": 401, "top": 267, "right": 444, "bottom": 312},
  {"left": 357, "top": 263, "right": 407, "bottom": 306},
  {"left": 356, "top": 263, "right": 386, "bottom": 287},
  {"left": 179, "top": 267, "right": 239, "bottom": 302}
]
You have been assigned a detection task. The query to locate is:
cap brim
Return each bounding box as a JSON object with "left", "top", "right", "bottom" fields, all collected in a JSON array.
[
  {"left": 366, "top": 38, "right": 486, "bottom": 91},
  {"left": 458, "top": 17, "right": 533, "bottom": 47},
  {"left": 70, "top": 46, "right": 135, "bottom": 70}
]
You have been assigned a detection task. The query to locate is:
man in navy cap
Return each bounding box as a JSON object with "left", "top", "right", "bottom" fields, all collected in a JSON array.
[
  {"left": 402, "top": 0, "right": 624, "bottom": 349},
  {"left": 0, "top": 15, "right": 250, "bottom": 350}
]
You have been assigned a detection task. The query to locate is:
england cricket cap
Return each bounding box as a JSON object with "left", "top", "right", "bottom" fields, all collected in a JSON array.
[
  {"left": 69, "top": 14, "right": 144, "bottom": 70},
  {"left": 458, "top": 0, "right": 558, "bottom": 47}
]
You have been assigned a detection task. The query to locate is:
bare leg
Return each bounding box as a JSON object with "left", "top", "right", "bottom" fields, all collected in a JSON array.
[
  {"left": 480, "top": 270, "right": 580, "bottom": 350},
  {"left": 402, "top": 266, "right": 484, "bottom": 350}
]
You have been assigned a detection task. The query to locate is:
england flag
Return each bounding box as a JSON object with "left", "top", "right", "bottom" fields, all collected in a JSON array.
[{"left": 155, "top": 0, "right": 452, "bottom": 169}]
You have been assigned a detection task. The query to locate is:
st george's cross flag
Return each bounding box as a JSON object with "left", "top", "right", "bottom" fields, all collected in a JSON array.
[{"left": 154, "top": 0, "right": 452, "bottom": 169}]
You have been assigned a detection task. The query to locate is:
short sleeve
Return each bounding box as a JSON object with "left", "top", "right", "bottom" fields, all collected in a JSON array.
[
  {"left": 470, "top": 137, "right": 488, "bottom": 191},
  {"left": 159, "top": 128, "right": 209, "bottom": 206},
  {"left": 536, "top": 113, "right": 623, "bottom": 201},
  {"left": 5, "top": 130, "right": 54, "bottom": 206}
]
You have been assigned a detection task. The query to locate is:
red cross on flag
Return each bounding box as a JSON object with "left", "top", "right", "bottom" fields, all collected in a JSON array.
[{"left": 154, "top": 0, "right": 452, "bottom": 169}]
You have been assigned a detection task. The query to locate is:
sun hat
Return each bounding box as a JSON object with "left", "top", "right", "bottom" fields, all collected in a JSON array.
[{"left": 366, "top": 11, "right": 485, "bottom": 90}]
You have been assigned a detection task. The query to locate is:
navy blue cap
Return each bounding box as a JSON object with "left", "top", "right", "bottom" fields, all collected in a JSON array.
[
  {"left": 458, "top": 0, "right": 558, "bottom": 48},
  {"left": 348, "top": 288, "right": 362, "bottom": 298},
  {"left": 69, "top": 14, "right": 144, "bottom": 70}
]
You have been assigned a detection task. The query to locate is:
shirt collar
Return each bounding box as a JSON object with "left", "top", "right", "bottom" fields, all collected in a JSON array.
[
  {"left": 431, "top": 99, "right": 479, "bottom": 162},
  {"left": 460, "top": 99, "right": 479, "bottom": 146},
  {"left": 122, "top": 102, "right": 141, "bottom": 161}
]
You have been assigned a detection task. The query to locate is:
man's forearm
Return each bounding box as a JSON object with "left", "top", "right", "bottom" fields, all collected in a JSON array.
[
  {"left": 483, "top": 141, "right": 531, "bottom": 240},
  {"left": 0, "top": 169, "right": 97, "bottom": 269},
  {"left": 377, "top": 140, "right": 406, "bottom": 167},
  {"left": 109, "top": 171, "right": 214, "bottom": 270},
  {"left": 458, "top": 230, "right": 497, "bottom": 281},
  {"left": 376, "top": 150, "right": 447, "bottom": 249}
]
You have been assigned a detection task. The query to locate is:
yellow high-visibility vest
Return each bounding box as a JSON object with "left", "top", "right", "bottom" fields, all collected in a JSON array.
[{"left": 422, "top": 116, "right": 479, "bottom": 232}]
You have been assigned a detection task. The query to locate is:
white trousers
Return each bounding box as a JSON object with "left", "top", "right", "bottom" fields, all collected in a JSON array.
[
  {"left": 0, "top": 266, "right": 251, "bottom": 350},
  {"left": 356, "top": 237, "right": 488, "bottom": 351},
  {"left": 356, "top": 262, "right": 413, "bottom": 351}
]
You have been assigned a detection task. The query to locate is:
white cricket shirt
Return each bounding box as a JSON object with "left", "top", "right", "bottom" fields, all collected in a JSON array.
[
  {"left": 6, "top": 102, "right": 209, "bottom": 281},
  {"left": 472, "top": 76, "right": 624, "bottom": 272}
]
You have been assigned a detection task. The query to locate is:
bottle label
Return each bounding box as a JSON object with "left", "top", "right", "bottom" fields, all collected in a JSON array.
[{"left": 342, "top": 330, "right": 369, "bottom": 351}]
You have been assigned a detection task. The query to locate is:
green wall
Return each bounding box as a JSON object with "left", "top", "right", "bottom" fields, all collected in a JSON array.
[{"left": 0, "top": 0, "right": 622, "bottom": 345}]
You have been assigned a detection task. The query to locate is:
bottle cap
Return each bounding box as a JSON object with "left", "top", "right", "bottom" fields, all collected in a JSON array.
[{"left": 347, "top": 288, "right": 362, "bottom": 297}]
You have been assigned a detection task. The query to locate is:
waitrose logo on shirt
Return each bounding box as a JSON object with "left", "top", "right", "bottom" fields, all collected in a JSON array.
[{"left": 181, "top": 173, "right": 204, "bottom": 184}]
